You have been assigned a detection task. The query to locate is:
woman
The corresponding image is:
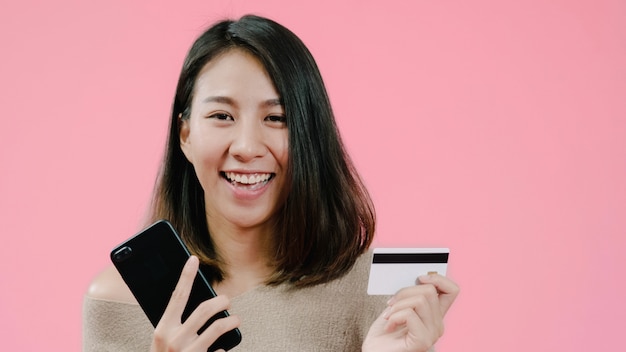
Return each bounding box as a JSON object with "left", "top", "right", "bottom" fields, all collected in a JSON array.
[{"left": 84, "top": 14, "right": 459, "bottom": 352}]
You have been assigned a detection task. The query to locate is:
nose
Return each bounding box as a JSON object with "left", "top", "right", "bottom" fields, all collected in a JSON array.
[{"left": 229, "top": 118, "right": 267, "bottom": 162}]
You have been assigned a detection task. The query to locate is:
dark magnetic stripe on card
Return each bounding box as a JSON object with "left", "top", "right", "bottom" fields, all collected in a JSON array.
[{"left": 372, "top": 253, "right": 449, "bottom": 264}]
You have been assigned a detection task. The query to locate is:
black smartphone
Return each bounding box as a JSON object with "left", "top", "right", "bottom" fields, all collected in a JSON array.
[{"left": 110, "top": 219, "right": 242, "bottom": 351}]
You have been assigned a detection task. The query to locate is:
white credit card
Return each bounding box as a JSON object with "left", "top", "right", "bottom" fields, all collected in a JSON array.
[{"left": 367, "top": 248, "right": 449, "bottom": 295}]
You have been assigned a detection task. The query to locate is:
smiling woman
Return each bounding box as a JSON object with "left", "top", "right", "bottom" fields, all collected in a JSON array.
[
  {"left": 179, "top": 49, "right": 290, "bottom": 243},
  {"left": 151, "top": 15, "right": 378, "bottom": 288},
  {"left": 83, "top": 14, "right": 458, "bottom": 352}
]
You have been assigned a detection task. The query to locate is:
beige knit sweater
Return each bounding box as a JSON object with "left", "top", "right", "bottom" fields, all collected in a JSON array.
[{"left": 83, "top": 252, "right": 391, "bottom": 351}]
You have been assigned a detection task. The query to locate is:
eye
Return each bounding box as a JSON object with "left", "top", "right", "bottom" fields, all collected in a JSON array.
[
  {"left": 265, "top": 115, "right": 286, "bottom": 124},
  {"left": 208, "top": 112, "right": 233, "bottom": 121}
]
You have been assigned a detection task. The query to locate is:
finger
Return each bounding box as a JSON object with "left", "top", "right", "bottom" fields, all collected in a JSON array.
[
  {"left": 160, "top": 255, "right": 200, "bottom": 325},
  {"left": 388, "top": 283, "right": 439, "bottom": 314},
  {"left": 194, "top": 315, "right": 241, "bottom": 351},
  {"left": 385, "top": 308, "right": 434, "bottom": 351},
  {"left": 386, "top": 307, "right": 422, "bottom": 333},
  {"left": 386, "top": 286, "right": 440, "bottom": 337},
  {"left": 417, "top": 274, "right": 460, "bottom": 315},
  {"left": 182, "top": 295, "right": 231, "bottom": 333}
]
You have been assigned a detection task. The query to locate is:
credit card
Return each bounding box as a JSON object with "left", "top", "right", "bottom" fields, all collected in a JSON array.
[{"left": 367, "top": 248, "right": 449, "bottom": 295}]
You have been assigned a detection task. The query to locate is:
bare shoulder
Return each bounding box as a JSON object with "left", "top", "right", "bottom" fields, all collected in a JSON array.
[{"left": 86, "top": 264, "right": 136, "bottom": 304}]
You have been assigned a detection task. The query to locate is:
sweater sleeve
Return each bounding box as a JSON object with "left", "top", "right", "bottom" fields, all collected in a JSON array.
[{"left": 82, "top": 295, "right": 153, "bottom": 352}]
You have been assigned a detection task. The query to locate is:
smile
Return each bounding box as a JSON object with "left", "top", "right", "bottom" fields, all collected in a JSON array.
[{"left": 221, "top": 172, "right": 274, "bottom": 186}]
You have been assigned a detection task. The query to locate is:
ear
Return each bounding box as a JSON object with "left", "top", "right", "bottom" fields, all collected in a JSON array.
[{"left": 179, "top": 114, "right": 192, "bottom": 162}]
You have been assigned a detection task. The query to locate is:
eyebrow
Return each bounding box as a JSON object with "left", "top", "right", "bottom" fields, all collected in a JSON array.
[
  {"left": 262, "top": 98, "right": 283, "bottom": 107},
  {"left": 202, "top": 96, "right": 283, "bottom": 108},
  {"left": 202, "top": 96, "right": 236, "bottom": 106}
]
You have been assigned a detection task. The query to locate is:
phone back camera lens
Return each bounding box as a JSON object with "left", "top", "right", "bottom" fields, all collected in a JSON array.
[{"left": 112, "top": 246, "right": 133, "bottom": 262}]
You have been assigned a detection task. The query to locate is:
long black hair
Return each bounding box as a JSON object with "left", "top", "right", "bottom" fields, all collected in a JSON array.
[{"left": 150, "top": 14, "right": 375, "bottom": 287}]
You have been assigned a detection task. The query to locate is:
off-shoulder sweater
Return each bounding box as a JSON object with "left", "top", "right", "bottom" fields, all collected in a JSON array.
[{"left": 83, "top": 252, "right": 391, "bottom": 351}]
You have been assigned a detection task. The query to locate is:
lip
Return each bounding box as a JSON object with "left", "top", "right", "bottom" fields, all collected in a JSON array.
[{"left": 220, "top": 170, "right": 275, "bottom": 200}]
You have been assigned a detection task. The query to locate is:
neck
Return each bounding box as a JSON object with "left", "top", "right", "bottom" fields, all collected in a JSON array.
[{"left": 208, "top": 219, "right": 275, "bottom": 297}]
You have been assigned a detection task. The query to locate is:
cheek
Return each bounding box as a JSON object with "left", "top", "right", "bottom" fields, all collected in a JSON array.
[
  {"left": 277, "top": 145, "right": 289, "bottom": 167},
  {"left": 272, "top": 132, "right": 289, "bottom": 167},
  {"left": 188, "top": 132, "right": 226, "bottom": 170}
]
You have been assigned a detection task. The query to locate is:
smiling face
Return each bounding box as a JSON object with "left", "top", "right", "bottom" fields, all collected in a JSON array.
[{"left": 179, "top": 49, "right": 289, "bottom": 234}]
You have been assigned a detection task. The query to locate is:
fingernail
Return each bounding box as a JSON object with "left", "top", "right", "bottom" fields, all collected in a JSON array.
[
  {"left": 383, "top": 306, "right": 392, "bottom": 319},
  {"left": 186, "top": 255, "right": 198, "bottom": 266},
  {"left": 417, "top": 275, "right": 430, "bottom": 284}
]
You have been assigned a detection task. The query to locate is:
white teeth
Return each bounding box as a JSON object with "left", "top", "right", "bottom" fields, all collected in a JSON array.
[{"left": 225, "top": 172, "right": 271, "bottom": 185}]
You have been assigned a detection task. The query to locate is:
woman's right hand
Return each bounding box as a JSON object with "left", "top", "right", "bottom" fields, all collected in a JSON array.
[{"left": 150, "top": 256, "right": 241, "bottom": 352}]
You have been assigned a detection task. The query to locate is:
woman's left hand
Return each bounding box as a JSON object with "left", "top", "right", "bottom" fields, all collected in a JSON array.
[{"left": 362, "top": 274, "right": 459, "bottom": 352}]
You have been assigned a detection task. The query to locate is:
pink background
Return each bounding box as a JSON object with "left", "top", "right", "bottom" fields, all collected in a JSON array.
[{"left": 1, "top": 0, "right": 625, "bottom": 350}]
